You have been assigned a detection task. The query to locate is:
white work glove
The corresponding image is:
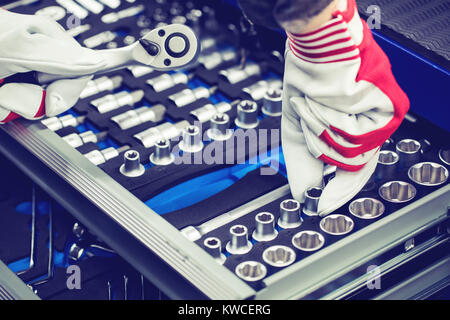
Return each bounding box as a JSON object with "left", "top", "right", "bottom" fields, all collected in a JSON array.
[
  {"left": 0, "top": 10, "right": 105, "bottom": 123},
  {"left": 282, "top": 97, "right": 380, "bottom": 217}
]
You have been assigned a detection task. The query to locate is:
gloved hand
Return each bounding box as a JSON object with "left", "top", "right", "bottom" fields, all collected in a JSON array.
[{"left": 0, "top": 10, "right": 105, "bottom": 123}]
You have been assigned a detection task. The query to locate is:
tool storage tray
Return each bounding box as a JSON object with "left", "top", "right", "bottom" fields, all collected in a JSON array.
[{"left": 1, "top": 0, "right": 449, "bottom": 299}]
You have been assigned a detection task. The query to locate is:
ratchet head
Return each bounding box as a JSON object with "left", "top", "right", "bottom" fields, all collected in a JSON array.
[{"left": 133, "top": 24, "right": 200, "bottom": 71}]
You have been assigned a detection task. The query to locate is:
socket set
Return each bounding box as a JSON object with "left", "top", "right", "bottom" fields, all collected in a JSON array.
[{"left": 1, "top": 0, "right": 449, "bottom": 299}]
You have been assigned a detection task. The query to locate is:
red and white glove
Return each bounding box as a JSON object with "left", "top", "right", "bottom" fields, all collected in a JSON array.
[
  {"left": 282, "top": 0, "right": 409, "bottom": 216},
  {"left": 0, "top": 10, "right": 105, "bottom": 123}
]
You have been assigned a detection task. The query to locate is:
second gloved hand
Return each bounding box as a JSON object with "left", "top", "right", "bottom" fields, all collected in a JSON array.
[{"left": 0, "top": 10, "right": 106, "bottom": 122}]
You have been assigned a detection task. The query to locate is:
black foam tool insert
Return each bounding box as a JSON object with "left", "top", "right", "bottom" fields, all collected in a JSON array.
[{"left": 163, "top": 166, "right": 287, "bottom": 229}]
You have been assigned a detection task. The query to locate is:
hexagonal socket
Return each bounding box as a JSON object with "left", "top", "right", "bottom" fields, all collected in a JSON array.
[
  {"left": 376, "top": 150, "right": 399, "bottom": 180},
  {"left": 302, "top": 187, "right": 323, "bottom": 216},
  {"left": 226, "top": 225, "right": 252, "bottom": 255},
  {"left": 292, "top": 231, "right": 325, "bottom": 252},
  {"left": 320, "top": 214, "right": 354, "bottom": 236},
  {"left": 349, "top": 198, "right": 385, "bottom": 220},
  {"left": 379, "top": 181, "right": 417, "bottom": 203},
  {"left": 234, "top": 100, "right": 259, "bottom": 129},
  {"left": 439, "top": 148, "right": 450, "bottom": 165},
  {"left": 408, "top": 162, "right": 448, "bottom": 186},
  {"left": 203, "top": 237, "right": 226, "bottom": 264},
  {"left": 396, "top": 139, "right": 421, "bottom": 168},
  {"left": 278, "top": 199, "right": 302, "bottom": 229},
  {"left": 262, "top": 245, "right": 296, "bottom": 268},
  {"left": 235, "top": 261, "right": 267, "bottom": 282},
  {"left": 119, "top": 150, "right": 145, "bottom": 177},
  {"left": 252, "top": 212, "right": 278, "bottom": 242}
]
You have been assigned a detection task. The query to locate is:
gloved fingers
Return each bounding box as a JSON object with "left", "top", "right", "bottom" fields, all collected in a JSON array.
[
  {"left": 45, "top": 76, "right": 92, "bottom": 117},
  {"left": 317, "top": 150, "right": 380, "bottom": 217},
  {"left": 292, "top": 96, "right": 386, "bottom": 158},
  {"left": 281, "top": 112, "right": 324, "bottom": 202},
  {"left": 0, "top": 83, "right": 46, "bottom": 120},
  {"left": 300, "top": 118, "right": 379, "bottom": 171},
  {"left": 0, "top": 12, "right": 105, "bottom": 78},
  {"left": 305, "top": 95, "right": 394, "bottom": 145}
]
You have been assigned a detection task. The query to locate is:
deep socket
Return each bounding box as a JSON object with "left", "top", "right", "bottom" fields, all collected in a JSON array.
[
  {"left": 396, "top": 139, "right": 421, "bottom": 168},
  {"left": 408, "top": 162, "right": 448, "bottom": 186},
  {"left": 242, "top": 79, "right": 282, "bottom": 102},
  {"left": 147, "top": 72, "right": 191, "bottom": 92},
  {"left": 235, "top": 261, "right": 267, "bottom": 282},
  {"left": 190, "top": 101, "right": 233, "bottom": 123},
  {"left": 199, "top": 49, "right": 237, "bottom": 70},
  {"left": 119, "top": 150, "right": 145, "bottom": 177},
  {"left": 80, "top": 76, "right": 122, "bottom": 99},
  {"left": 375, "top": 150, "right": 399, "bottom": 180},
  {"left": 206, "top": 113, "right": 233, "bottom": 141},
  {"left": 292, "top": 231, "right": 325, "bottom": 252},
  {"left": 91, "top": 90, "right": 145, "bottom": 114},
  {"left": 41, "top": 114, "right": 86, "bottom": 131},
  {"left": 252, "top": 212, "right": 278, "bottom": 242},
  {"left": 169, "top": 86, "right": 217, "bottom": 108},
  {"left": 150, "top": 139, "right": 175, "bottom": 166},
  {"left": 320, "top": 214, "right": 355, "bottom": 236},
  {"left": 379, "top": 181, "right": 417, "bottom": 203},
  {"left": 134, "top": 120, "right": 189, "bottom": 148},
  {"left": 226, "top": 225, "right": 252, "bottom": 255},
  {"left": 349, "top": 198, "right": 385, "bottom": 220},
  {"left": 303, "top": 187, "right": 323, "bottom": 216},
  {"left": 262, "top": 87, "right": 283, "bottom": 116},
  {"left": 203, "top": 237, "right": 226, "bottom": 264},
  {"left": 84, "top": 145, "right": 130, "bottom": 166},
  {"left": 219, "top": 62, "right": 261, "bottom": 84},
  {"left": 62, "top": 131, "right": 107, "bottom": 148},
  {"left": 262, "top": 245, "right": 296, "bottom": 268},
  {"left": 235, "top": 100, "right": 259, "bottom": 129},
  {"left": 179, "top": 125, "right": 204, "bottom": 153},
  {"left": 111, "top": 105, "right": 166, "bottom": 130},
  {"left": 278, "top": 199, "right": 302, "bottom": 229}
]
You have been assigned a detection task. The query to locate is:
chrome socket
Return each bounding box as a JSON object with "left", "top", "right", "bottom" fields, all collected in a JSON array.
[
  {"left": 219, "top": 62, "right": 261, "bottom": 84},
  {"left": 408, "top": 162, "right": 448, "bottom": 186},
  {"left": 262, "top": 245, "right": 296, "bottom": 268},
  {"left": 320, "top": 214, "right": 355, "bottom": 236},
  {"left": 199, "top": 49, "right": 237, "bottom": 70},
  {"left": 439, "top": 148, "right": 450, "bottom": 165},
  {"left": 169, "top": 87, "right": 214, "bottom": 108},
  {"left": 252, "top": 212, "right": 278, "bottom": 242},
  {"left": 84, "top": 146, "right": 129, "bottom": 166},
  {"left": 396, "top": 139, "right": 421, "bottom": 168},
  {"left": 242, "top": 79, "right": 282, "bottom": 101},
  {"left": 262, "top": 87, "right": 282, "bottom": 117},
  {"left": 191, "top": 101, "right": 232, "bottom": 123},
  {"left": 302, "top": 187, "right": 323, "bottom": 216},
  {"left": 147, "top": 72, "right": 189, "bottom": 93},
  {"left": 206, "top": 113, "right": 233, "bottom": 141},
  {"left": 376, "top": 150, "right": 399, "bottom": 180},
  {"left": 292, "top": 231, "right": 325, "bottom": 252},
  {"left": 91, "top": 90, "right": 144, "bottom": 114},
  {"left": 128, "top": 65, "right": 154, "bottom": 78},
  {"left": 179, "top": 125, "right": 204, "bottom": 153},
  {"left": 379, "top": 181, "right": 417, "bottom": 203},
  {"left": 119, "top": 150, "right": 145, "bottom": 177},
  {"left": 278, "top": 199, "right": 302, "bottom": 229},
  {"left": 150, "top": 139, "right": 175, "bottom": 166},
  {"left": 235, "top": 100, "right": 259, "bottom": 129},
  {"left": 235, "top": 261, "right": 267, "bottom": 282},
  {"left": 62, "top": 130, "right": 105, "bottom": 148},
  {"left": 111, "top": 105, "right": 166, "bottom": 130},
  {"left": 349, "top": 198, "right": 385, "bottom": 220},
  {"left": 134, "top": 120, "right": 189, "bottom": 148},
  {"left": 203, "top": 237, "right": 226, "bottom": 265},
  {"left": 41, "top": 114, "right": 85, "bottom": 131},
  {"left": 80, "top": 75, "right": 122, "bottom": 99},
  {"left": 68, "top": 243, "right": 85, "bottom": 261},
  {"left": 226, "top": 225, "right": 252, "bottom": 255}
]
